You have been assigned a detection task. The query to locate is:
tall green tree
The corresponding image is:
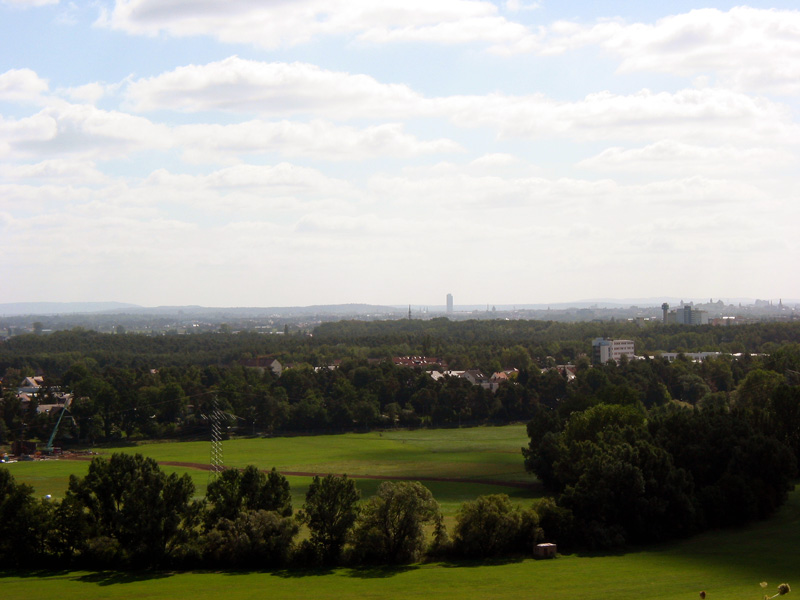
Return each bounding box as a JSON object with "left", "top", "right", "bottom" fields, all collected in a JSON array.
[
  {"left": 298, "top": 474, "right": 360, "bottom": 564},
  {"left": 453, "top": 494, "right": 542, "bottom": 558},
  {"left": 67, "top": 453, "right": 196, "bottom": 566},
  {"left": 0, "top": 468, "right": 45, "bottom": 565},
  {"left": 350, "top": 481, "right": 441, "bottom": 564},
  {"left": 203, "top": 509, "right": 298, "bottom": 569},
  {"left": 204, "top": 465, "right": 291, "bottom": 528}
]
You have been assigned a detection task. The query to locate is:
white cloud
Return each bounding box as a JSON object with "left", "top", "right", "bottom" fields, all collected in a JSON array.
[
  {"left": 467, "top": 153, "right": 529, "bottom": 175},
  {"left": 0, "top": 103, "right": 172, "bottom": 159},
  {"left": 60, "top": 81, "right": 120, "bottom": 104},
  {"left": 140, "top": 163, "right": 358, "bottom": 213},
  {"left": 609, "top": 7, "right": 800, "bottom": 95},
  {"left": 100, "top": 0, "right": 531, "bottom": 50},
  {"left": 0, "top": 68, "right": 49, "bottom": 104},
  {"left": 357, "top": 15, "right": 529, "bottom": 47},
  {"left": 125, "top": 57, "right": 427, "bottom": 119},
  {"left": 2, "top": 77, "right": 459, "bottom": 165},
  {"left": 0, "top": 158, "right": 109, "bottom": 184},
  {"left": 439, "top": 87, "right": 799, "bottom": 145},
  {"left": 124, "top": 59, "right": 800, "bottom": 148},
  {"left": 578, "top": 140, "right": 795, "bottom": 177},
  {"left": 175, "top": 120, "right": 462, "bottom": 163},
  {"left": 512, "top": 7, "right": 800, "bottom": 95},
  {"left": 3, "top": 160, "right": 798, "bottom": 305}
]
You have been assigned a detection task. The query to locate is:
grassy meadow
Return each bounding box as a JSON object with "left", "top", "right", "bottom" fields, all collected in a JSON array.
[
  {"left": 3, "top": 424, "right": 799, "bottom": 600},
  {"left": 4, "top": 425, "right": 536, "bottom": 519},
  {"left": 101, "top": 425, "right": 533, "bottom": 482}
]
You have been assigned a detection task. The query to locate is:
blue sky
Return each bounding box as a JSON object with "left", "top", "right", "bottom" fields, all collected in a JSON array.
[{"left": 1, "top": 1, "right": 799, "bottom": 307}]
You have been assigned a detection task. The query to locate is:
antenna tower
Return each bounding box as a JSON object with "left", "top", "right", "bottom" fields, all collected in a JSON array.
[{"left": 209, "top": 396, "right": 224, "bottom": 479}]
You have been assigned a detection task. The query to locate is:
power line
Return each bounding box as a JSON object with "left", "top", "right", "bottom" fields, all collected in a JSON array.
[{"left": 209, "top": 396, "right": 224, "bottom": 482}]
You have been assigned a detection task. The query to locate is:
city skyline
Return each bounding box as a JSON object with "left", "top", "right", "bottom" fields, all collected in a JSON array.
[{"left": 2, "top": 1, "right": 799, "bottom": 307}]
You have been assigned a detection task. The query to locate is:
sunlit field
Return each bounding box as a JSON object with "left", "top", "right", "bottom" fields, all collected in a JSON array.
[{"left": 5, "top": 425, "right": 537, "bottom": 520}]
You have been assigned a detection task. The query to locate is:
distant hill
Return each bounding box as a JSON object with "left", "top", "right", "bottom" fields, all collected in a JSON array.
[
  {"left": 121, "top": 304, "right": 402, "bottom": 317},
  {"left": 0, "top": 302, "right": 401, "bottom": 318},
  {"left": 0, "top": 302, "right": 141, "bottom": 316},
  {"left": 2, "top": 299, "right": 795, "bottom": 318}
]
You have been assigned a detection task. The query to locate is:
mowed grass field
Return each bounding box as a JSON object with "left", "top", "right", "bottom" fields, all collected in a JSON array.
[
  {"left": 3, "top": 487, "right": 800, "bottom": 600},
  {"left": 105, "top": 425, "right": 533, "bottom": 482},
  {"left": 4, "top": 425, "right": 537, "bottom": 520}
]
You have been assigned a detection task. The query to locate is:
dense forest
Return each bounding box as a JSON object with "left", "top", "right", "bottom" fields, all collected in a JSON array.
[
  {"left": 1, "top": 319, "right": 799, "bottom": 445},
  {"left": 2, "top": 318, "right": 800, "bottom": 374}
]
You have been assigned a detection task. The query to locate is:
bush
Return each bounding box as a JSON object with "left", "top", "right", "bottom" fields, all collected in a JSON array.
[
  {"left": 203, "top": 509, "right": 298, "bottom": 569},
  {"left": 453, "top": 494, "right": 541, "bottom": 558},
  {"left": 350, "top": 481, "right": 441, "bottom": 564},
  {"left": 536, "top": 497, "right": 577, "bottom": 550}
]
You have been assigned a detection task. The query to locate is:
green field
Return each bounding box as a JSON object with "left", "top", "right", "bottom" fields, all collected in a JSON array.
[
  {"left": 3, "top": 425, "right": 799, "bottom": 600},
  {"left": 4, "top": 425, "right": 536, "bottom": 518},
  {"left": 98, "top": 425, "right": 533, "bottom": 482}
]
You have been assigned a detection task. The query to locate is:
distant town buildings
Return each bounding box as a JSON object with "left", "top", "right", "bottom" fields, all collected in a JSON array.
[
  {"left": 10, "top": 376, "right": 72, "bottom": 415},
  {"left": 241, "top": 357, "right": 283, "bottom": 376},
  {"left": 393, "top": 356, "right": 448, "bottom": 369},
  {"left": 429, "top": 368, "right": 519, "bottom": 393},
  {"left": 663, "top": 304, "right": 709, "bottom": 325},
  {"left": 592, "top": 338, "right": 635, "bottom": 364},
  {"left": 446, "top": 293, "right": 453, "bottom": 314}
]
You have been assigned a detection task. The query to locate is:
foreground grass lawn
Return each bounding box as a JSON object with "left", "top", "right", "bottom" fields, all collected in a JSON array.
[{"left": 3, "top": 485, "right": 800, "bottom": 600}]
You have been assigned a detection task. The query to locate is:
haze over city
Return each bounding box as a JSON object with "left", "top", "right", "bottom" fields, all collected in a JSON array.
[{"left": 2, "top": 1, "right": 799, "bottom": 308}]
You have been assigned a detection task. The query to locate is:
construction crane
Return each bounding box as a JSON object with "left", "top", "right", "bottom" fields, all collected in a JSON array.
[{"left": 45, "top": 405, "right": 72, "bottom": 454}]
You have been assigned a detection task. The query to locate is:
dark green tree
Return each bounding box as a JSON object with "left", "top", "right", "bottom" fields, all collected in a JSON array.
[
  {"left": 350, "top": 481, "right": 441, "bottom": 564},
  {"left": 67, "top": 453, "right": 196, "bottom": 566},
  {"left": 203, "top": 509, "right": 298, "bottom": 568},
  {"left": 204, "top": 465, "right": 291, "bottom": 528},
  {"left": 297, "top": 474, "right": 360, "bottom": 564},
  {"left": 0, "top": 467, "right": 47, "bottom": 565},
  {"left": 453, "top": 494, "right": 542, "bottom": 558}
]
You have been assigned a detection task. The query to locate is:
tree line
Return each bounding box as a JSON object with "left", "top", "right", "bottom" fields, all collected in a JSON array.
[
  {"left": 2, "top": 334, "right": 800, "bottom": 446},
  {"left": 3, "top": 341, "right": 799, "bottom": 445},
  {"left": 0, "top": 454, "right": 543, "bottom": 569},
  {"left": 523, "top": 362, "right": 800, "bottom": 550},
  {"left": 2, "top": 319, "right": 800, "bottom": 376}
]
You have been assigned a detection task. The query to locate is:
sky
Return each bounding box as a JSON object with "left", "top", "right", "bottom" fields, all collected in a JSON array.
[{"left": 1, "top": 1, "right": 799, "bottom": 308}]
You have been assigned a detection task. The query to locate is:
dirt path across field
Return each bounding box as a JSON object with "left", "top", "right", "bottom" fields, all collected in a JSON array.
[{"left": 62, "top": 455, "right": 539, "bottom": 490}]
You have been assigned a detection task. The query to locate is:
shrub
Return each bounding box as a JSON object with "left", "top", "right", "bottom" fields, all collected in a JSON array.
[{"left": 350, "top": 481, "right": 441, "bottom": 564}]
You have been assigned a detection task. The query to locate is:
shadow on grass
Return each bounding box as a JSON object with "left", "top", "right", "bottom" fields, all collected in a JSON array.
[
  {"left": 570, "top": 548, "right": 629, "bottom": 559},
  {"left": 264, "top": 564, "right": 417, "bottom": 579},
  {"left": 269, "top": 566, "right": 337, "bottom": 578},
  {"left": 76, "top": 570, "right": 173, "bottom": 586},
  {"left": 435, "top": 556, "right": 527, "bottom": 569},
  {"left": 0, "top": 568, "right": 75, "bottom": 580},
  {"left": 345, "top": 564, "right": 419, "bottom": 578}
]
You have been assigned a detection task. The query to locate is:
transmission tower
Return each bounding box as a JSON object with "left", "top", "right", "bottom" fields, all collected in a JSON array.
[{"left": 209, "top": 396, "right": 224, "bottom": 480}]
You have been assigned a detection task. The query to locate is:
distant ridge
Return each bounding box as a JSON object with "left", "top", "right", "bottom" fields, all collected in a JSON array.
[
  {"left": 120, "top": 304, "right": 401, "bottom": 317},
  {"left": 2, "top": 299, "right": 796, "bottom": 318},
  {"left": 0, "top": 302, "right": 141, "bottom": 316},
  {"left": 0, "top": 302, "right": 399, "bottom": 317}
]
